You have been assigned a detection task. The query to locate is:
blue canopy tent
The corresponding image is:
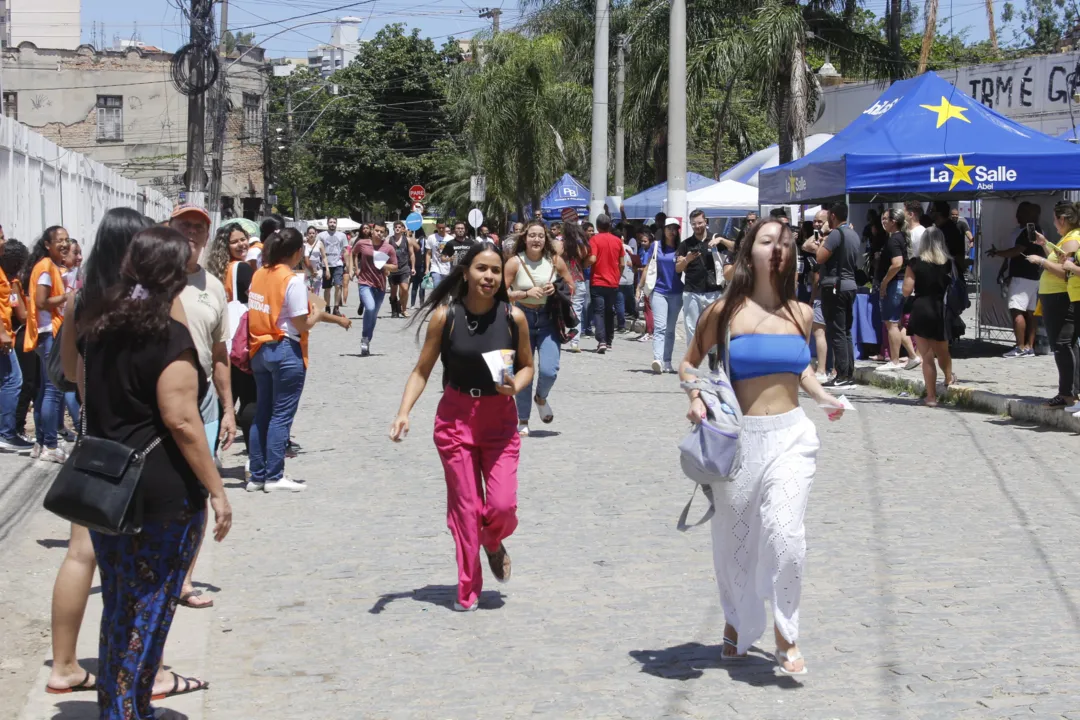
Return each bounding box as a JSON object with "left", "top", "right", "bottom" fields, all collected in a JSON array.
[
  {"left": 622, "top": 172, "right": 717, "bottom": 219},
  {"left": 760, "top": 71, "right": 1080, "bottom": 205},
  {"left": 540, "top": 173, "right": 589, "bottom": 221}
]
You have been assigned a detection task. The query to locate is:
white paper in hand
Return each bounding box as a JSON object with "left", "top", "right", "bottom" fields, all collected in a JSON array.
[{"left": 373, "top": 251, "right": 390, "bottom": 270}]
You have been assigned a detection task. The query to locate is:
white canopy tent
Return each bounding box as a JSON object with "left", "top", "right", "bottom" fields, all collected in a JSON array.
[
  {"left": 306, "top": 217, "right": 362, "bottom": 232},
  {"left": 684, "top": 179, "right": 759, "bottom": 216},
  {"left": 718, "top": 133, "right": 833, "bottom": 187}
]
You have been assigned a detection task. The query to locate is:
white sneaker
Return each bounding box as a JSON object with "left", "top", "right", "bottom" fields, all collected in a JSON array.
[
  {"left": 39, "top": 447, "right": 67, "bottom": 465},
  {"left": 360, "top": 339, "right": 370, "bottom": 357},
  {"left": 651, "top": 360, "right": 663, "bottom": 374},
  {"left": 1064, "top": 402, "right": 1080, "bottom": 413},
  {"left": 568, "top": 341, "right": 580, "bottom": 353},
  {"left": 663, "top": 363, "right": 676, "bottom": 374},
  {"left": 535, "top": 397, "right": 553, "bottom": 424},
  {"left": 452, "top": 601, "right": 479, "bottom": 612},
  {"left": 904, "top": 356, "right": 923, "bottom": 370},
  {"left": 245, "top": 481, "right": 264, "bottom": 492},
  {"left": 517, "top": 422, "right": 529, "bottom": 437},
  {"left": 815, "top": 373, "right": 829, "bottom": 384},
  {"left": 30, "top": 443, "right": 41, "bottom": 459},
  {"left": 263, "top": 475, "right": 307, "bottom": 493}
]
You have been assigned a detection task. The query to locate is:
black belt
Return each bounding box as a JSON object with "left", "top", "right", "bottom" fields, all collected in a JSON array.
[{"left": 446, "top": 382, "right": 499, "bottom": 398}]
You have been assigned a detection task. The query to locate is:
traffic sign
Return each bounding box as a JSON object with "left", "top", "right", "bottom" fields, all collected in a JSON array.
[
  {"left": 409, "top": 185, "right": 426, "bottom": 203},
  {"left": 405, "top": 212, "right": 424, "bottom": 232},
  {"left": 468, "top": 208, "right": 484, "bottom": 229},
  {"left": 470, "top": 175, "right": 487, "bottom": 203}
]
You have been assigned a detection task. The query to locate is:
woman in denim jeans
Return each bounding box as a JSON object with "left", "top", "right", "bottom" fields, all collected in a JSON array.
[
  {"left": 637, "top": 219, "right": 684, "bottom": 374},
  {"left": 352, "top": 225, "right": 399, "bottom": 357},
  {"left": 505, "top": 222, "right": 575, "bottom": 436},
  {"left": 20, "top": 225, "right": 72, "bottom": 463},
  {"left": 246, "top": 229, "right": 351, "bottom": 492},
  {"left": 559, "top": 223, "right": 590, "bottom": 353}
]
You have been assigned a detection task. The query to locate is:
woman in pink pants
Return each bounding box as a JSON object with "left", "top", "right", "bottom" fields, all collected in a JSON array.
[{"left": 391, "top": 242, "right": 534, "bottom": 611}]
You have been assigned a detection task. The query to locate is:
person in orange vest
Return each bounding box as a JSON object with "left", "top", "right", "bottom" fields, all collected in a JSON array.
[
  {"left": 246, "top": 228, "right": 351, "bottom": 492},
  {"left": 0, "top": 226, "right": 32, "bottom": 453},
  {"left": 20, "top": 225, "right": 72, "bottom": 463}
]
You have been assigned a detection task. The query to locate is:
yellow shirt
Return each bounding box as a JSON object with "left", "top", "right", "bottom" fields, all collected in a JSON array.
[
  {"left": 1040, "top": 229, "right": 1078, "bottom": 296},
  {"left": 1067, "top": 229, "right": 1080, "bottom": 301}
]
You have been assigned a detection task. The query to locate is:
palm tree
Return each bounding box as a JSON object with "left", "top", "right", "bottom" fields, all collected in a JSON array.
[
  {"left": 448, "top": 32, "right": 591, "bottom": 221},
  {"left": 918, "top": 0, "right": 938, "bottom": 74}
]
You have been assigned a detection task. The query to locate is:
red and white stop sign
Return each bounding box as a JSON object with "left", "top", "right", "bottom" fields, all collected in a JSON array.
[{"left": 409, "top": 185, "right": 426, "bottom": 203}]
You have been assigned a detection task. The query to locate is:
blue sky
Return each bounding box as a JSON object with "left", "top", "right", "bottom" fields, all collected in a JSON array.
[
  {"left": 80, "top": 0, "right": 523, "bottom": 57},
  {"left": 79, "top": 0, "right": 1012, "bottom": 60}
]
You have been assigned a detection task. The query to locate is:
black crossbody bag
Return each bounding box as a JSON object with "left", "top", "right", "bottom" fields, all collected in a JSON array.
[{"left": 43, "top": 358, "right": 161, "bottom": 535}]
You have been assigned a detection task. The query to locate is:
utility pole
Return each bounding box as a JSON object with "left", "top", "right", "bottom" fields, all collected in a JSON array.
[
  {"left": 288, "top": 84, "right": 300, "bottom": 219},
  {"left": 666, "top": 0, "right": 687, "bottom": 234},
  {"left": 614, "top": 34, "right": 626, "bottom": 200},
  {"left": 588, "top": 0, "right": 610, "bottom": 223},
  {"left": 219, "top": 0, "right": 229, "bottom": 47},
  {"left": 185, "top": 0, "right": 210, "bottom": 200},
  {"left": 479, "top": 7, "right": 502, "bottom": 34}
]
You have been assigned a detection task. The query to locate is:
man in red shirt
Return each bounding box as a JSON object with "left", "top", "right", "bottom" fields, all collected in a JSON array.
[{"left": 586, "top": 214, "right": 626, "bottom": 354}]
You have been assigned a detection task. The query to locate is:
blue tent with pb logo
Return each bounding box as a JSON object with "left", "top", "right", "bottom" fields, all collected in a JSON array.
[
  {"left": 540, "top": 173, "right": 589, "bottom": 221},
  {"left": 759, "top": 71, "right": 1080, "bottom": 204}
]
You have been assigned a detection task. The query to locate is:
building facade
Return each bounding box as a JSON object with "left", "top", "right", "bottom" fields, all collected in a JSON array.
[
  {"left": 1, "top": 41, "right": 271, "bottom": 219},
  {"left": 811, "top": 50, "right": 1080, "bottom": 139},
  {"left": 7, "top": 0, "right": 79, "bottom": 50},
  {"left": 306, "top": 18, "right": 361, "bottom": 78}
]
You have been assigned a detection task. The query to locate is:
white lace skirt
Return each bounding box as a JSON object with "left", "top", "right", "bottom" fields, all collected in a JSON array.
[{"left": 709, "top": 407, "right": 819, "bottom": 655}]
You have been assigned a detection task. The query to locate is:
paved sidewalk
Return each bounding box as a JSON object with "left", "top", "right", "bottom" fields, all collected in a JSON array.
[{"left": 3, "top": 304, "right": 1080, "bottom": 719}]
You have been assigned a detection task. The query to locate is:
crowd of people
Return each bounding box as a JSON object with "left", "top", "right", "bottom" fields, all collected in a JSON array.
[{"left": 7, "top": 190, "right": 1079, "bottom": 716}]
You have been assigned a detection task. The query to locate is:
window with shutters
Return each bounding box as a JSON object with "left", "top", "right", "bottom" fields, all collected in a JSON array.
[
  {"left": 96, "top": 95, "right": 123, "bottom": 141},
  {"left": 2, "top": 92, "right": 16, "bottom": 121},
  {"left": 242, "top": 93, "right": 261, "bottom": 145}
]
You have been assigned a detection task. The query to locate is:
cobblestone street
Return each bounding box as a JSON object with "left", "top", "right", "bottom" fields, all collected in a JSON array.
[{"left": 3, "top": 307, "right": 1080, "bottom": 719}]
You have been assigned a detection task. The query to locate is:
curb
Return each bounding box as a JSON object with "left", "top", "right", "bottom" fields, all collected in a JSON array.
[{"left": 852, "top": 365, "right": 1080, "bottom": 433}]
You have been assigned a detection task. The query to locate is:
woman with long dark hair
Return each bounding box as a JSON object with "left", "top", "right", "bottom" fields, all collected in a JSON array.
[
  {"left": 78, "top": 225, "right": 232, "bottom": 718},
  {"left": 903, "top": 226, "right": 956, "bottom": 407},
  {"left": 21, "top": 225, "right": 72, "bottom": 463},
  {"left": 560, "top": 222, "right": 591, "bottom": 353},
  {"left": 246, "top": 228, "right": 351, "bottom": 493},
  {"left": 353, "top": 224, "right": 398, "bottom": 356},
  {"left": 638, "top": 219, "right": 684, "bottom": 373},
  {"left": 679, "top": 219, "right": 843, "bottom": 675},
  {"left": 877, "top": 209, "right": 919, "bottom": 369},
  {"left": 505, "top": 221, "right": 575, "bottom": 435},
  {"left": 391, "top": 243, "right": 534, "bottom": 611},
  {"left": 0, "top": 237, "right": 31, "bottom": 453},
  {"left": 53, "top": 209, "right": 211, "bottom": 699}
]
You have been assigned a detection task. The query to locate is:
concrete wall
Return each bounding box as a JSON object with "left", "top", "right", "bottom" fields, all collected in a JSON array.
[
  {"left": 812, "top": 50, "right": 1080, "bottom": 138},
  {"left": 0, "top": 115, "right": 172, "bottom": 253},
  {"left": 1, "top": 42, "right": 270, "bottom": 216}
]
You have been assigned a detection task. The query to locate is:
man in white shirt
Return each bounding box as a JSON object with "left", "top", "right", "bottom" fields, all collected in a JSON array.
[
  {"left": 428, "top": 222, "right": 452, "bottom": 288},
  {"left": 905, "top": 200, "right": 926, "bottom": 257},
  {"left": 170, "top": 203, "right": 235, "bottom": 607},
  {"left": 317, "top": 218, "right": 348, "bottom": 316}
]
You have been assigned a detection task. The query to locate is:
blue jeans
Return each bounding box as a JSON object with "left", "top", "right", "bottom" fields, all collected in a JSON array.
[
  {"left": 651, "top": 292, "right": 684, "bottom": 363},
  {"left": 358, "top": 285, "right": 386, "bottom": 341},
  {"left": 515, "top": 307, "right": 561, "bottom": 422},
  {"left": 0, "top": 350, "right": 23, "bottom": 440},
  {"left": 34, "top": 332, "right": 64, "bottom": 448},
  {"left": 249, "top": 339, "right": 306, "bottom": 483},
  {"left": 880, "top": 277, "right": 905, "bottom": 324}
]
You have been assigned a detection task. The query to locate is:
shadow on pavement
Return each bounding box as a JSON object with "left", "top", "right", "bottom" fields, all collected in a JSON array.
[
  {"left": 525, "top": 430, "right": 560, "bottom": 439},
  {"left": 628, "top": 642, "right": 802, "bottom": 688},
  {"left": 369, "top": 585, "right": 506, "bottom": 614},
  {"left": 37, "top": 538, "right": 70, "bottom": 549}
]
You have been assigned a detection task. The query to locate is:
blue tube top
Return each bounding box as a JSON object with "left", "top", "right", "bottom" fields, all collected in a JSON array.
[{"left": 728, "top": 334, "right": 811, "bottom": 382}]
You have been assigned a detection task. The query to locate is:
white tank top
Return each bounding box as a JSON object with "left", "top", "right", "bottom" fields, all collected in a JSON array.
[{"left": 512, "top": 253, "right": 555, "bottom": 307}]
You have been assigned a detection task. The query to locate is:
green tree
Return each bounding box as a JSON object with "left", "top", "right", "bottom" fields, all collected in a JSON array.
[
  {"left": 445, "top": 31, "right": 591, "bottom": 225},
  {"left": 221, "top": 30, "right": 256, "bottom": 55},
  {"left": 1002, "top": 0, "right": 1078, "bottom": 53},
  {"left": 273, "top": 25, "right": 461, "bottom": 218}
]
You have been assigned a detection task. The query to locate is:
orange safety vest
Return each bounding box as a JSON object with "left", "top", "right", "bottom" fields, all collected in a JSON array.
[
  {"left": 247, "top": 264, "right": 310, "bottom": 368},
  {"left": 224, "top": 260, "right": 238, "bottom": 302},
  {"left": 0, "top": 267, "right": 12, "bottom": 337},
  {"left": 24, "top": 257, "right": 65, "bottom": 351}
]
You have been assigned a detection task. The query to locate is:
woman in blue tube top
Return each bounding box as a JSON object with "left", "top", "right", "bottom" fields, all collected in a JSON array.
[{"left": 679, "top": 218, "right": 845, "bottom": 677}]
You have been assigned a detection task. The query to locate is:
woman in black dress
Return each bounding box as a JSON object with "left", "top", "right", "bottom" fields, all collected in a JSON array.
[{"left": 903, "top": 226, "right": 955, "bottom": 407}]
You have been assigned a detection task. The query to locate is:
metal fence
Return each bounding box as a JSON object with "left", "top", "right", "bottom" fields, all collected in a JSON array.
[{"left": 0, "top": 116, "right": 172, "bottom": 252}]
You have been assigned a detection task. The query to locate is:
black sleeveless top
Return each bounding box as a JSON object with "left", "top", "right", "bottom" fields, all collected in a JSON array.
[{"left": 441, "top": 301, "right": 518, "bottom": 395}]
